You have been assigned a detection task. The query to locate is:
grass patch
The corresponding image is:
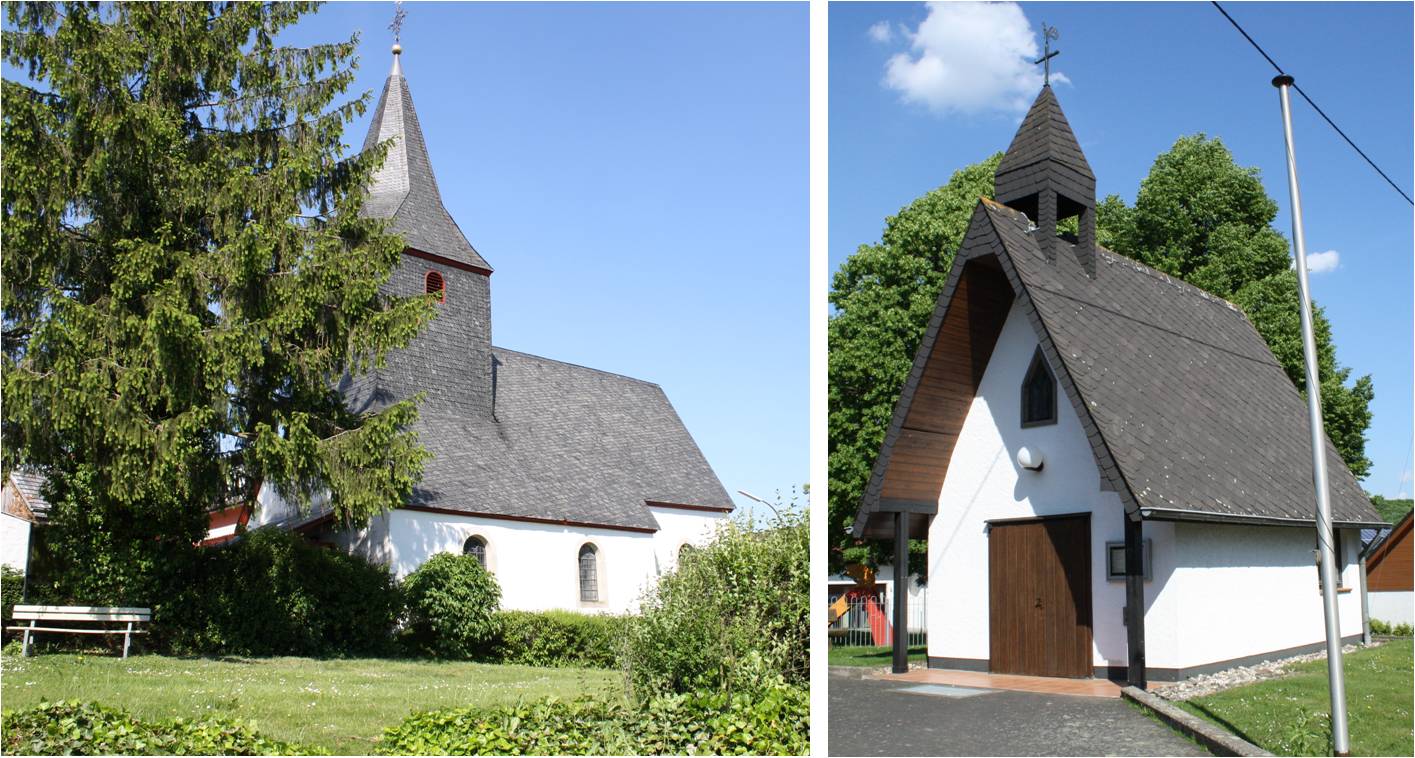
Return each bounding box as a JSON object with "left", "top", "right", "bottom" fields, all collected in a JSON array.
[
  {"left": 0, "top": 652, "right": 620, "bottom": 754},
  {"left": 1176, "top": 639, "right": 1413, "bottom": 757},
  {"left": 828, "top": 644, "right": 926, "bottom": 667}
]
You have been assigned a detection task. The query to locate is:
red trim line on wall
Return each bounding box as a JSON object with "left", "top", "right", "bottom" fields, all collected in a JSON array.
[
  {"left": 404, "top": 247, "right": 493, "bottom": 276},
  {"left": 401, "top": 505, "right": 657, "bottom": 534},
  {"left": 644, "top": 500, "right": 735, "bottom": 513}
]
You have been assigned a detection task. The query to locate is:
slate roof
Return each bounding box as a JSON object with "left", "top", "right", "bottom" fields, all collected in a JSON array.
[
  {"left": 409, "top": 348, "right": 734, "bottom": 530},
  {"left": 348, "top": 51, "right": 733, "bottom": 531},
  {"left": 855, "top": 84, "right": 1383, "bottom": 534},
  {"left": 7, "top": 470, "right": 50, "bottom": 521},
  {"left": 995, "top": 85, "right": 1093, "bottom": 181},
  {"left": 361, "top": 52, "right": 491, "bottom": 272}
]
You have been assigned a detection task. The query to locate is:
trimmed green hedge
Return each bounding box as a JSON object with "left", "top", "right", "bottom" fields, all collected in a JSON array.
[
  {"left": 2, "top": 566, "right": 23, "bottom": 642},
  {"left": 1, "top": 701, "right": 323, "bottom": 755},
  {"left": 403, "top": 553, "right": 502, "bottom": 659},
  {"left": 157, "top": 528, "right": 402, "bottom": 657},
  {"left": 377, "top": 683, "right": 809, "bottom": 755},
  {"left": 493, "top": 610, "right": 625, "bottom": 668}
]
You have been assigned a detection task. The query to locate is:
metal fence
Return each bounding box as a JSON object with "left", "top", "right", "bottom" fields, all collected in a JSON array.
[{"left": 828, "top": 594, "right": 927, "bottom": 648}]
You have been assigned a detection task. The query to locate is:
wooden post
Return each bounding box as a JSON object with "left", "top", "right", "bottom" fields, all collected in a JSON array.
[
  {"left": 1125, "top": 513, "right": 1146, "bottom": 688},
  {"left": 893, "top": 511, "right": 909, "bottom": 674}
]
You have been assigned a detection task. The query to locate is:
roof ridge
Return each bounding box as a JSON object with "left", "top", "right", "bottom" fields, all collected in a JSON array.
[
  {"left": 491, "top": 346, "right": 663, "bottom": 389},
  {"left": 979, "top": 198, "right": 1246, "bottom": 316}
]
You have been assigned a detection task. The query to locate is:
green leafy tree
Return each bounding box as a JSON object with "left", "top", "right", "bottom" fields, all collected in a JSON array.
[
  {"left": 1369, "top": 495, "right": 1412, "bottom": 525},
  {"left": 1102, "top": 135, "right": 1372, "bottom": 478},
  {"left": 827, "top": 155, "right": 1000, "bottom": 573},
  {"left": 2, "top": 2, "right": 434, "bottom": 602}
]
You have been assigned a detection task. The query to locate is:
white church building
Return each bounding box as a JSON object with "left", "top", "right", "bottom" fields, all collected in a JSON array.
[
  {"left": 852, "top": 85, "right": 1386, "bottom": 683},
  {"left": 236, "top": 45, "right": 734, "bottom": 614}
]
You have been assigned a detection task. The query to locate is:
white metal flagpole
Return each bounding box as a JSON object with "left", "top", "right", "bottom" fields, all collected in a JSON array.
[{"left": 1272, "top": 73, "right": 1350, "bottom": 757}]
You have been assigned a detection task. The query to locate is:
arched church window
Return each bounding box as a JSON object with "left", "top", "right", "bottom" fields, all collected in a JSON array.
[
  {"left": 463, "top": 535, "right": 487, "bottom": 567},
  {"left": 425, "top": 270, "right": 446, "bottom": 302},
  {"left": 578, "top": 543, "right": 599, "bottom": 603},
  {"left": 1021, "top": 348, "right": 1057, "bottom": 427}
]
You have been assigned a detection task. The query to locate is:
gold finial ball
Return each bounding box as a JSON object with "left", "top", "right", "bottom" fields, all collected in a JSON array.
[{"left": 392, "top": 43, "right": 402, "bottom": 55}]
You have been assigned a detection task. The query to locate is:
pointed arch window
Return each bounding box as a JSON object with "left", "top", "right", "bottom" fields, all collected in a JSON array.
[
  {"left": 578, "top": 543, "right": 600, "bottom": 603},
  {"left": 425, "top": 270, "right": 446, "bottom": 302},
  {"left": 1021, "top": 348, "right": 1057, "bottom": 427},
  {"left": 463, "top": 535, "right": 487, "bottom": 567}
]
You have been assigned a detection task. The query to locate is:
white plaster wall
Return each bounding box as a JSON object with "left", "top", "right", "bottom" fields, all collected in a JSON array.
[
  {"left": 0, "top": 512, "right": 30, "bottom": 571},
  {"left": 925, "top": 301, "right": 1172, "bottom": 669},
  {"left": 1168, "top": 523, "right": 1364, "bottom": 668},
  {"left": 1369, "top": 591, "right": 1414, "bottom": 626},
  {"left": 646, "top": 506, "right": 730, "bottom": 576},
  {"left": 381, "top": 508, "right": 723, "bottom": 614}
]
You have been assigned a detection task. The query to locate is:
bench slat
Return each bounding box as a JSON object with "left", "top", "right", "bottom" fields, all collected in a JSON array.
[
  {"left": 13, "top": 612, "right": 149, "bottom": 622},
  {"left": 12, "top": 605, "right": 151, "bottom": 614},
  {"left": 6, "top": 626, "right": 148, "bottom": 635}
]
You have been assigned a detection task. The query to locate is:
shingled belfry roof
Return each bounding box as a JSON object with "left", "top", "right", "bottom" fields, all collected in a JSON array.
[
  {"left": 362, "top": 49, "right": 491, "bottom": 272},
  {"left": 995, "top": 85, "right": 1093, "bottom": 182},
  {"left": 347, "top": 48, "right": 734, "bottom": 531},
  {"left": 853, "top": 86, "right": 1383, "bottom": 539}
]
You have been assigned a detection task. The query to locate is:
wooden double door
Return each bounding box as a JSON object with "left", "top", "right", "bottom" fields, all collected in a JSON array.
[{"left": 988, "top": 514, "right": 1093, "bottom": 678}]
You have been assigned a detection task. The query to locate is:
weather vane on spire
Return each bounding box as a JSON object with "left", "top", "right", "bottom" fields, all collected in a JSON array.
[
  {"left": 389, "top": 0, "right": 407, "bottom": 47},
  {"left": 1035, "top": 22, "right": 1060, "bottom": 86}
]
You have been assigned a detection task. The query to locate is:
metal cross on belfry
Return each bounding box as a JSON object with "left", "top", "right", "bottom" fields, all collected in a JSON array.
[
  {"left": 389, "top": 0, "right": 407, "bottom": 45},
  {"left": 1035, "top": 23, "right": 1060, "bottom": 85}
]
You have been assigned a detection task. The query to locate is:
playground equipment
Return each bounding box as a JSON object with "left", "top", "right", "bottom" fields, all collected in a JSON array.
[{"left": 828, "top": 564, "right": 892, "bottom": 645}]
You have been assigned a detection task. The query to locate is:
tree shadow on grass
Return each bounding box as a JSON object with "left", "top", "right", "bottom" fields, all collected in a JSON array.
[{"left": 1183, "top": 701, "right": 1267, "bottom": 749}]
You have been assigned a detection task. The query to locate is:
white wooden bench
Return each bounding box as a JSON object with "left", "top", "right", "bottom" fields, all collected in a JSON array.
[{"left": 7, "top": 605, "right": 151, "bottom": 658}]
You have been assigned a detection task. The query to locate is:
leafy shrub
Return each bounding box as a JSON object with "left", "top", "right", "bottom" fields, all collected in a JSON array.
[
  {"left": 1, "top": 700, "right": 323, "bottom": 755},
  {"left": 493, "top": 610, "right": 625, "bottom": 668},
  {"left": 624, "top": 510, "right": 808, "bottom": 696},
  {"left": 156, "top": 528, "right": 402, "bottom": 657},
  {"left": 377, "top": 683, "right": 809, "bottom": 756},
  {"left": 403, "top": 552, "right": 502, "bottom": 658},
  {"left": 1370, "top": 618, "right": 1414, "bottom": 637},
  {"left": 2, "top": 566, "right": 23, "bottom": 642}
]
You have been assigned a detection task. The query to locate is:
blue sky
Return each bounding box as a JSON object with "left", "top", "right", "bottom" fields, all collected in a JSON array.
[
  {"left": 289, "top": 2, "right": 810, "bottom": 518},
  {"left": 831, "top": 1, "right": 1413, "bottom": 499}
]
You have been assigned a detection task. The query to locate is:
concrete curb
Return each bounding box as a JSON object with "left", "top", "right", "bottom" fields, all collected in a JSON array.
[{"left": 1121, "top": 686, "right": 1272, "bottom": 757}]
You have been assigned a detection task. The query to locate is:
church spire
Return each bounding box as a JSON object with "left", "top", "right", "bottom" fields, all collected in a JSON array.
[
  {"left": 361, "top": 33, "right": 491, "bottom": 272},
  {"left": 994, "top": 85, "right": 1096, "bottom": 277}
]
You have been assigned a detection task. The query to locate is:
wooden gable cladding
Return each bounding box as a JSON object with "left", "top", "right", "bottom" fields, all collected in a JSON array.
[
  {"left": 878, "top": 258, "right": 1014, "bottom": 506},
  {"left": 1367, "top": 512, "right": 1412, "bottom": 592}
]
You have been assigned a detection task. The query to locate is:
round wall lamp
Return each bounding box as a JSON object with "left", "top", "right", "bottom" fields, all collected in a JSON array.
[{"left": 1017, "top": 446, "right": 1045, "bottom": 471}]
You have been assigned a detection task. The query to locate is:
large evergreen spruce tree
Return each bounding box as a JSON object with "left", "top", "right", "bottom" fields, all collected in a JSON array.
[{"left": 2, "top": 2, "right": 434, "bottom": 600}]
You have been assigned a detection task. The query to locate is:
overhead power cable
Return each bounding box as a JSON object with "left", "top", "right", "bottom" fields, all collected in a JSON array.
[{"left": 1211, "top": 1, "right": 1413, "bottom": 206}]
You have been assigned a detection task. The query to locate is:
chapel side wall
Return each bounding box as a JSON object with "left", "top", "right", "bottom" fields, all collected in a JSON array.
[
  {"left": 646, "top": 506, "right": 730, "bottom": 575},
  {"left": 386, "top": 509, "right": 659, "bottom": 614},
  {"left": 1169, "top": 523, "right": 1364, "bottom": 670},
  {"left": 927, "top": 300, "right": 1173, "bottom": 669}
]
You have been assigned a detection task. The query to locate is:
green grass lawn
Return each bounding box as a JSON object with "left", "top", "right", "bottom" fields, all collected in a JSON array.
[
  {"left": 1177, "top": 639, "right": 1413, "bottom": 757},
  {"left": 828, "top": 644, "right": 927, "bottom": 667},
  {"left": 1, "top": 652, "right": 621, "bottom": 754}
]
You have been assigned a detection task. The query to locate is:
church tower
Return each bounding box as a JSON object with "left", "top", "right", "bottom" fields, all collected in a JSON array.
[
  {"left": 345, "top": 45, "right": 495, "bottom": 417},
  {"left": 994, "top": 85, "right": 1097, "bottom": 277}
]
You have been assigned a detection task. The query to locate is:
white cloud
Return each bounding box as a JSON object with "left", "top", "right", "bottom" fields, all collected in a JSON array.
[
  {"left": 867, "top": 21, "right": 893, "bottom": 44},
  {"left": 882, "top": 2, "right": 1066, "bottom": 117},
  {"left": 1306, "top": 249, "right": 1340, "bottom": 274}
]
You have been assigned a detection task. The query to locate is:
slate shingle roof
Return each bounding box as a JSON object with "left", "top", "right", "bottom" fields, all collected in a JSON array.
[
  {"left": 855, "top": 84, "right": 1383, "bottom": 536},
  {"left": 410, "top": 348, "right": 734, "bottom": 530},
  {"left": 7, "top": 470, "right": 50, "bottom": 521},
  {"left": 362, "top": 52, "right": 491, "bottom": 272},
  {"left": 978, "top": 201, "right": 1381, "bottom": 527}
]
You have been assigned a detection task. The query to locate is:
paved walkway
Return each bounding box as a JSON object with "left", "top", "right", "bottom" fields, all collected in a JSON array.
[
  {"left": 829, "top": 668, "right": 1209, "bottom": 756},
  {"left": 888, "top": 667, "right": 1126, "bottom": 698}
]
